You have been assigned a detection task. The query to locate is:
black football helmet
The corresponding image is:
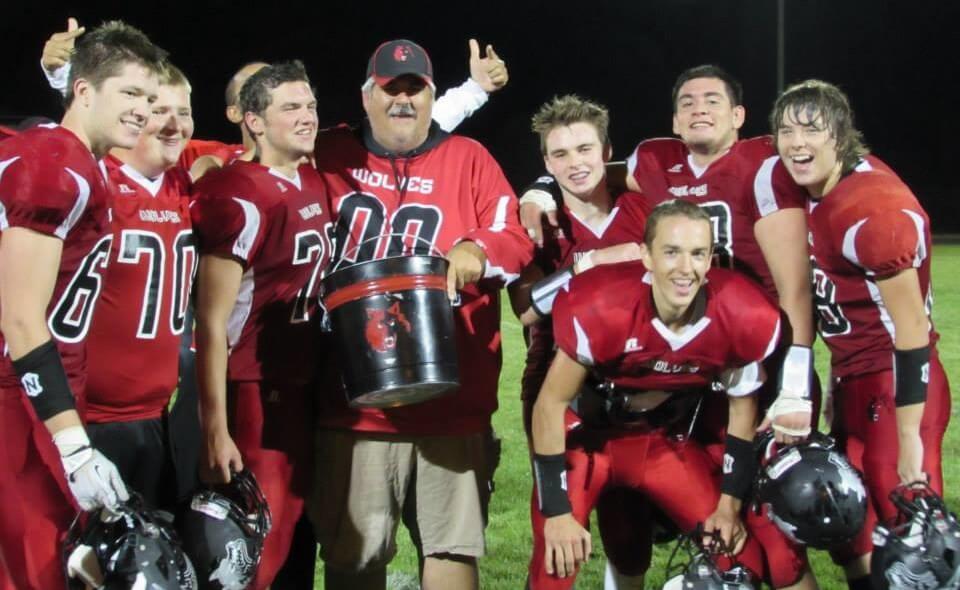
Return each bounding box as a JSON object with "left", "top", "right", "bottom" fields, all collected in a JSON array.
[
  {"left": 871, "top": 484, "right": 960, "bottom": 590},
  {"left": 662, "top": 527, "right": 755, "bottom": 590},
  {"left": 178, "top": 469, "right": 272, "bottom": 590},
  {"left": 63, "top": 494, "right": 198, "bottom": 589},
  {"left": 754, "top": 432, "right": 867, "bottom": 549}
]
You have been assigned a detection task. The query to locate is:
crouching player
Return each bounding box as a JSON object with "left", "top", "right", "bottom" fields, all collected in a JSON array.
[{"left": 529, "top": 200, "right": 785, "bottom": 589}]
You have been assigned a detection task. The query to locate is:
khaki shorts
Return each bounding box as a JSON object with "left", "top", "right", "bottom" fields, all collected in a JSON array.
[{"left": 310, "top": 429, "right": 500, "bottom": 571}]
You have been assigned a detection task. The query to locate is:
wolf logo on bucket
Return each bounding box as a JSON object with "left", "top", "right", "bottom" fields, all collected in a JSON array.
[
  {"left": 366, "top": 301, "right": 412, "bottom": 353},
  {"left": 209, "top": 538, "right": 255, "bottom": 589}
]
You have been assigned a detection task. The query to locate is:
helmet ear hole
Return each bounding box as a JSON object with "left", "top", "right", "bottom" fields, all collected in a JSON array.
[
  {"left": 755, "top": 434, "right": 867, "bottom": 550},
  {"left": 177, "top": 468, "right": 272, "bottom": 589}
]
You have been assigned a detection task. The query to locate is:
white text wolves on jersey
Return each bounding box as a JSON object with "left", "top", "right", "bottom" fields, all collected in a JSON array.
[
  {"left": 351, "top": 169, "right": 434, "bottom": 194},
  {"left": 667, "top": 184, "right": 708, "bottom": 197},
  {"left": 138, "top": 209, "right": 182, "bottom": 223},
  {"left": 643, "top": 359, "right": 700, "bottom": 374},
  {"left": 298, "top": 203, "right": 323, "bottom": 220}
]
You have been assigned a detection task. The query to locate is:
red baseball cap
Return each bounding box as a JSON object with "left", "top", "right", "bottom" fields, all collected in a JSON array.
[{"left": 366, "top": 39, "right": 434, "bottom": 87}]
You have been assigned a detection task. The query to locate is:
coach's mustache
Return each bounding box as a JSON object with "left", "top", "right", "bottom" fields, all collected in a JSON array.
[{"left": 388, "top": 103, "right": 417, "bottom": 117}]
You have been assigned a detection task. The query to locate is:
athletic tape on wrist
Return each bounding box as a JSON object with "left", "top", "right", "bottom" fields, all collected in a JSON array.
[
  {"left": 894, "top": 346, "right": 930, "bottom": 407},
  {"left": 720, "top": 434, "right": 756, "bottom": 500},
  {"left": 518, "top": 189, "right": 558, "bottom": 212},
  {"left": 765, "top": 397, "right": 813, "bottom": 437},
  {"left": 11, "top": 339, "right": 76, "bottom": 421},
  {"left": 778, "top": 345, "right": 813, "bottom": 400},
  {"left": 533, "top": 453, "right": 572, "bottom": 517},
  {"left": 529, "top": 267, "right": 575, "bottom": 317}
]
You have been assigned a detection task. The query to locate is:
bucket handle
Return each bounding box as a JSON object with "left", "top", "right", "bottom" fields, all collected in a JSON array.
[{"left": 332, "top": 232, "right": 445, "bottom": 273}]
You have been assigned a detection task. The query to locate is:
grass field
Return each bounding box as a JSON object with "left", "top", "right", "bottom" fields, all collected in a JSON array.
[{"left": 314, "top": 244, "right": 960, "bottom": 589}]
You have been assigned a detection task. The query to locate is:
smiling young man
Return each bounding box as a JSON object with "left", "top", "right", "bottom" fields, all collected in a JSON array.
[
  {"left": 0, "top": 21, "right": 166, "bottom": 589},
  {"left": 309, "top": 39, "right": 531, "bottom": 590},
  {"left": 772, "top": 79, "right": 951, "bottom": 590},
  {"left": 190, "top": 60, "right": 332, "bottom": 590},
  {"left": 81, "top": 63, "right": 198, "bottom": 511},
  {"left": 510, "top": 95, "right": 649, "bottom": 434},
  {"left": 528, "top": 199, "right": 780, "bottom": 589}
]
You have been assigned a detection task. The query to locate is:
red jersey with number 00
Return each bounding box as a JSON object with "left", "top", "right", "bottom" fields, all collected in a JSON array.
[{"left": 313, "top": 125, "right": 532, "bottom": 435}]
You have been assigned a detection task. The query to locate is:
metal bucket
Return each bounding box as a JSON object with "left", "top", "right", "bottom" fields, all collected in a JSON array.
[{"left": 321, "top": 253, "right": 459, "bottom": 408}]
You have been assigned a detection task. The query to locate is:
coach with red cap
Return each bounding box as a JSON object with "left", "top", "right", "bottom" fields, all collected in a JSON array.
[{"left": 307, "top": 40, "right": 532, "bottom": 590}]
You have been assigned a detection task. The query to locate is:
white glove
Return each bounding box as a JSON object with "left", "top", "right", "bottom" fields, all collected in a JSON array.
[{"left": 54, "top": 426, "right": 129, "bottom": 511}]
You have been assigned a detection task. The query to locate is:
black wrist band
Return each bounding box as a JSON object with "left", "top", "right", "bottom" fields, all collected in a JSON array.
[
  {"left": 524, "top": 176, "right": 560, "bottom": 198},
  {"left": 529, "top": 266, "right": 575, "bottom": 318},
  {"left": 11, "top": 339, "right": 76, "bottom": 420},
  {"left": 894, "top": 346, "right": 930, "bottom": 407},
  {"left": 533, "top": 453, "right": 572, "bottom": 517},
  {"left": 720, "top": 434, "right": 756, "bottom": 500}
]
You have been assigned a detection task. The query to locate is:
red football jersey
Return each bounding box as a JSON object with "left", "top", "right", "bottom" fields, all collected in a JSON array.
[
  {"left": 0, "top": 124, "right": 112, "bottom": 395},
  {"left": 191, "top": 160, "right": 332, "bottom": 385},
  {"left": 178, "top": 138, "right": 245, "bottom": 172},
  {"left": 553, "top": 264, "right": 781, "bottom": 395},
  {"left": 523, "top": 191, "right": 650, "bottom": 401},
  {"left": 313, "top": 124, "right": 533, "bottom": 435},
  {"left": 84, "top": 155, "right": 196, "bottom": 422},
  {"left": 626, "top": 136, "right": 807, "bottom": 296},
  {"left": 807, "top": 156, "right": 937, "bottom": 378}
]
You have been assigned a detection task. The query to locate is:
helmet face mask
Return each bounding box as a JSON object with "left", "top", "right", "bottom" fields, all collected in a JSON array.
[
  {"left": 755, "top": 432, "right": 867, "bottom": 549},
  {"left": 662, "top": 528, "right": 755, "bottom": 590},
  {"left": 872, "top": 485, "right": 960, "bottom": 590},
  {"left": 177, "top": 469, "right": 272, "bottom": 590},
  {"left": 63, "top": 494, "right": 198, "bottom": 589}
]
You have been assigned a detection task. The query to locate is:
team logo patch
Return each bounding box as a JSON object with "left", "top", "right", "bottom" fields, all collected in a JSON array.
[
  {"left": 393, "top": 44, "right": 413, "bottom": 62},
  {"left": 365, "top": 301, "right": 412, "bottom": 353},
  {"left": 209, "top": 539, "right": 254, "bottom": 590},
  {"left": 20, "top": 372, "right": 42, "bottom": 397}
]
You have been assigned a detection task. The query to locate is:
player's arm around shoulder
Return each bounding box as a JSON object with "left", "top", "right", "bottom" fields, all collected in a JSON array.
[{"left": 453, "top": 141, "right": 533, "bottom": 284}]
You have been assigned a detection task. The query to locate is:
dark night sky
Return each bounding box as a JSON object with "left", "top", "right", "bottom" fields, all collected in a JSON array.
[{"left": 3, "top": 1, "right": 957, "bottom": 227}]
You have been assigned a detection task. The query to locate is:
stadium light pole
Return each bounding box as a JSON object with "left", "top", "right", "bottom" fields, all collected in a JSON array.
[{"left": 777, "top": 0, "right": 785, "bottom": 92}]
